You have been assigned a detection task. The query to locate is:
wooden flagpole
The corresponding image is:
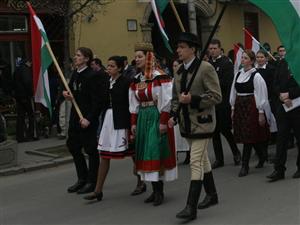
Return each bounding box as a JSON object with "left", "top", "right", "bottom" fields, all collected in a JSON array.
[
  {"left": 45, "top": 42, "right": 83, "bottom": 120},
  {"left": 170, "top": 0, "right": 186, "bottom": 32}
]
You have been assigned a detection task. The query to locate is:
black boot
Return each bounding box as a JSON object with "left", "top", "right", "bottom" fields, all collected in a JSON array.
[
  {"left": 176, "top": 180, "right": 202, "bottom": 220},
  {"left": 198, "top": 172, "right": 218, "bottom": 209},
  {"left": 144, "top": 182, "right": 155, "bottom": 203},
  {"left": 238, "top": 144, "right": 251, "bottom": 177},
  {"left": 153, "top": 181, "right": 164, "bottom": 206}
]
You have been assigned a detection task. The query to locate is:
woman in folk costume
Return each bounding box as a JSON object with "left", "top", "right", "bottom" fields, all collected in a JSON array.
[
  {"left": 230, "top": 49, "right": 277, "bottom": 177},
  {"left": 129, "top": 42, "right": 177, "bottom": 206},
  {"left": 84, "top": 56, "right": 134, "bottom": 201}
]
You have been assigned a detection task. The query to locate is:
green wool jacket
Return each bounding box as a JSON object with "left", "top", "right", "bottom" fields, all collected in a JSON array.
[{"left": 171, "top": 57, "right": 222, "bottom": 139}]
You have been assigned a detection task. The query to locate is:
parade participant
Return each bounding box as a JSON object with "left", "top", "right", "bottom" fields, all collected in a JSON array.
[
  {"left": 13, "top": 59, "right": 36, "bottom": 142},
  {"left": 121, "top": 56, "right": 136, "bottom": 80},
  {"left": 84, "top": 56, "right": 133, "bottom": 201},
  {"left": 267, "top": 58, "right": 300, "bottom": 182},
  {"left": 129, "top": 42, "right": 177, "bottom": 206},
  {"left": 63, "top": 47, "right": 107, "bottom": 194},
  {"left": 230, "top": 50, "right": 276, "bottom": 177},
  {"left": 208, "top": 39, "right": 241, "bottom": 169},
  {"left": 169, "top": 32, "right": 222, "bottom": 220},
  {"left": 172, "top": 59, "right": 190, "bottom": 164}
]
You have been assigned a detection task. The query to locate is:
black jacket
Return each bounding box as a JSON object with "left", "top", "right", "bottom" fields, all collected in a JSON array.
[
  {"left": 273, "top": 59, "right": 300, "bottom": 114},
  {"left": 13, "top": 64, "right": 33, "bottom": 99},
  {"left": 209, "top": 55, "right": 233, "bottom": 108},
  {"left": 256, "top": 64, "right": 275, "bottom": 99},
  {"left": 122, "top": 65, "right": 136, "bottom": 81},
  {"left": 104, "top": 75, "right": 131, "bottom": 129},
  {"left": 68, "top": 67, "right": 108, "bottom": 131}
]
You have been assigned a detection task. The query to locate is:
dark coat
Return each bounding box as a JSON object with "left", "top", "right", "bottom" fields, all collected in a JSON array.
[
  {"left": 273, "top": 59, "right": 300, "bottom": 115},
  {"left": 104, "top": 75, "right": 131, "bottom": 129},
  {"left": 256, "top": 64, "right": 275, "bottom": 99},
  {"left": 13, "top": 64, "right": 33, "bottom": 99},
  {"left": 122, "top": 65, "right": 136, "bottom": 81},
  {"left": 209, "top": 55, "right": 233, "bottom": 130},
  {"left": 68, "top": 67, "right": 108, "bottom": 131}
]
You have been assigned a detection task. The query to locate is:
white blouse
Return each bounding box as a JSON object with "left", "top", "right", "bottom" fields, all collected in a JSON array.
[
  {"left": 129, "top": 70, "right": 172, "bottom": 116},
  {"left": 230, "top": 67, "right": 268, "bottom": 113}
]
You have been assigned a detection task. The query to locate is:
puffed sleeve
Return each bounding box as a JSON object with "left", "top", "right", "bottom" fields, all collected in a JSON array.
[
  {"left": 157, "top": 75, "right": 172, "bottom": 125},
  {"left": 129, "top": 82, "right": 139, "bottom": 126},
  {"left": 253, "top": 72, "right": 268, "bottom": 113},
  {"left": 230, "top": 72, "right": 238, "bottom": 109}
]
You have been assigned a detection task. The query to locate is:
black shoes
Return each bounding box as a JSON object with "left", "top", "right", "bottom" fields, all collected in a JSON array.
[
  {"left": 131, "top": 183, "right": 146, "bottom": 196},
  {"left": 267, "top": 170, "right": 285, "bottom": 182},
  {"left": 84, "top": 192, "right": 103, "bottom": 201},
  {"left": 212, "top": 160, "right": 224, "bottom": 169},
  {"left": 77, "top": 183, "right": 96, "bottom": 194},
  {"left": 238, "top": 166, "right": 249, "bottom": 177},
  {"left": 67, "top": 181, "right": 86, "bottom": 193},
  {"left": 292, "top": 170, "right": 300, "bottom": 179},
  {"left": 198, "top": 194, "right": 218, "bottom": 209}
]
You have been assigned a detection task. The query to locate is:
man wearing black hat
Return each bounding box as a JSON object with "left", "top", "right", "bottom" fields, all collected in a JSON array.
[{"left": 169, "top": 32, "right": 222, "bottom": 220}]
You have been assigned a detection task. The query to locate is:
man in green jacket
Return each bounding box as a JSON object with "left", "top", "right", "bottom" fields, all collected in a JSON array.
[{"left": 169, "top": 32, "right": 222, "bottom": 220}]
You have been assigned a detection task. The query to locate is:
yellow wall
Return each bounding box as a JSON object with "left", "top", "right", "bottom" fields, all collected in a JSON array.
[
  {"left": 217, "top": 4, "right": 281, "bottom": 54},
  {"left": 73, "top": 1, "right": 282, "bottom": 64},
  {"left": 73, "top": 0, "right": 147, "bottom": 64}
]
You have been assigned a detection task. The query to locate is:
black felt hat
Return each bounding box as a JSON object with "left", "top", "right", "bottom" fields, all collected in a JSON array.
[{"left": 176, "top": 32, "right": 200, "bottom": 47}]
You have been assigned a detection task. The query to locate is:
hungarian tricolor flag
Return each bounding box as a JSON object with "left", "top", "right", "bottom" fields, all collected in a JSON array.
[
  {"left": 244, "top": 28, "right": 260, "bottom": 54},
  {"left": 150, "top": 0, "right": 173, "bottom": 53},
  {"left": 27, "top": 2, "right": 52, "bottom": 114},
  {"left": 249, "top": 0, "right": 300, "bottom": 85}
]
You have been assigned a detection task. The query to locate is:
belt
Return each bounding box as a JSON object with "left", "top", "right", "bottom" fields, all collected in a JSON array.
[{"left": 140, "top": 101, "right": 156, "bottom": 107}]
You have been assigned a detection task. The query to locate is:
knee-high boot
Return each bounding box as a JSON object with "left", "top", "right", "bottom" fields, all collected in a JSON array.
[
  {"left": 153, "top": 181, "right": 164, "bottom": 206},
  {"left": 176, "top": 180, "right": 202, "bottom": 220},
  {"left": 198, "top": 172, "right": 218, "bottom": 209},
  {"left": 239, "top": 144, "right": 252, "bottom": 177}
]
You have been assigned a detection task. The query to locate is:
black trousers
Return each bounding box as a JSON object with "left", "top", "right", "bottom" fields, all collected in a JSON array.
[
  {"left": 16, "top": 98, "right": 35, "bottom": 140},
  {"left": 241, "top": 142, "right": 267, "bottom": 167},
  {"left": 67, "top": 128, "right": 99, "bottom": 184},
  {"left": 212, "top": 128, "right": 240, "bottom": 162},
  {"left": 274, "top": 108, "right": 300, "bottom": 172}
]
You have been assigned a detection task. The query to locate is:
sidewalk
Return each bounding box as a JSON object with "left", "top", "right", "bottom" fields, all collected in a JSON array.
[{"left": 0, "top": 137, "right": 73, "bottom": 176}]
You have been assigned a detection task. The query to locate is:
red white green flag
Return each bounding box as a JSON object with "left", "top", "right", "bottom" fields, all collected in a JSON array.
[
  {"left": 27, "top": 2, "right": 52, "bottom": 114},
  {"left": 244, "top": 28, "right": 260, "bottom": 54},
  {"left": 150, "top": 0, "right": 173, "bottom": 53}
]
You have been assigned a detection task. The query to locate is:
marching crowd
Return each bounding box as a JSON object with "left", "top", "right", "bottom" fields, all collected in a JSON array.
[{"left": 10, "top": 31, "right": 300, "bottom": 221}]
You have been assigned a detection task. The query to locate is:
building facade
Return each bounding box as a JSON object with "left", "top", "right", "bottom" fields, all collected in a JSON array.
[{"left": 73, "top": 0, "right": 281, "bottom": 63}]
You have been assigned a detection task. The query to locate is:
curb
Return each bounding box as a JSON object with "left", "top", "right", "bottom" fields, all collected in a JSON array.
[{"left": 0, "top": 156, "right": 73, "bottom": 176}]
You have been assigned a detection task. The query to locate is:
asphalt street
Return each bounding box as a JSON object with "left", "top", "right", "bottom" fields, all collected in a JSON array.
[{"left": 1, "top": 142, "right": 299, "bottom": 225}]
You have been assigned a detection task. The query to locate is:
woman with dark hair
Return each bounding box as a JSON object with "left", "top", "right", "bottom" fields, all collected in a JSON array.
[
  {"left": 63, "top": 47, "right": 107, "bottom": 194},
  {"left": 129, "top": 42, "right": 177, "bottom": 206},
  {"left": 230, "top": 49, "right": 276, "bottom": 177},
  {"left": 84, "top": 56, "right": 134, "bottom": 201}
]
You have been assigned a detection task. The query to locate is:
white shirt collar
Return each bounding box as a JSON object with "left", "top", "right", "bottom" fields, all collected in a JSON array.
[
  {"left": 77, "top": 66, "right": 88, "bottom": 73},
  {"left": 183, "top": 57, "right": 196, "bottom": 70},
  {"left": 255, "top": 63, "right": 267, "bottom": 69},
  {"left": 124, "top": 64, "right": 129, "bottom": 71},
  {"left": 212, "top": 55, "right": 222, "bottom": 62}
]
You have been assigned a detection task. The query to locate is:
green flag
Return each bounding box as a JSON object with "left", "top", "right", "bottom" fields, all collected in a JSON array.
[{"left": 249, "top": 0, "right": 300, "bottom": 85}]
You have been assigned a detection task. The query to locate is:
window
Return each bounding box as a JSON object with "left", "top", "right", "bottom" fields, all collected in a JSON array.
[
  {"left": 244, "top": 12, "right": 259, "bottom": 40},
  {"left": 0, "top": 15, "right": 28, "bottom": 33}
]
